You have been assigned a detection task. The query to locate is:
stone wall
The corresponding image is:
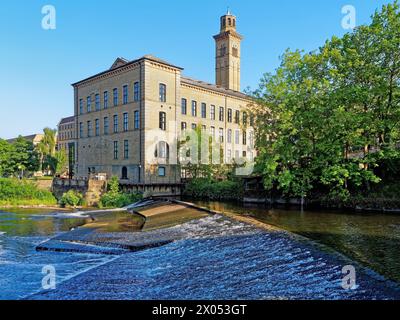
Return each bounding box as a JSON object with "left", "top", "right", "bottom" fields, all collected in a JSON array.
[{"left": 52, "top": 178, "right": 107, "bottom": 207}]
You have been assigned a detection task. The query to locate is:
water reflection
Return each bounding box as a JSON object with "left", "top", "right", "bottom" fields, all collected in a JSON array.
[
  {"left": 193, "top": 201, "right": 400, "bottom": 284},
  {"left": 0, "top": 208, "right": 89, "bottom": 237}
]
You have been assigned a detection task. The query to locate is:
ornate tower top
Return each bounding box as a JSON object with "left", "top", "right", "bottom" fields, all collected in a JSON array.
[{"left": 219, "top": 10, "right": 237, "bottom": 33}]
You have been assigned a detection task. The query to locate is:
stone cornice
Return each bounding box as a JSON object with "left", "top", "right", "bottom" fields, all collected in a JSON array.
[{"left": 213, "top": 30, "right": 243, "bottom": 41}]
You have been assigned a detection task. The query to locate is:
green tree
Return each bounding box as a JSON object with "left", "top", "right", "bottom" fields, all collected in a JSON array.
[
  {"left": 44, "top": 150, "right": 68, "bottom": 176},
  {"left": 252, "top": 2, "right": 400, "bottom": 201},
  {"left": 37, "top": 127, "right": 57, "bottom": 173},
  {"left": 0, "top": 139, "right": 12, "bottom": 177}
]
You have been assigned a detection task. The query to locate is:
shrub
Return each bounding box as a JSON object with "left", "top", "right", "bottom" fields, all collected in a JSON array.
[
  {"left": 60, "top": 190, "right": 83, "bottom": 207},
  {"left": 183, "top": 178, "right": 244, "bottom": 201},
  {"left": 99, "top": 192, "right": 142, "bottom": 208},
  {"left": 0, "top": 178, "right": 57, "bottom": 206},
  {"left": 99, "top": 177, "right": 142, "bottom": 208}
]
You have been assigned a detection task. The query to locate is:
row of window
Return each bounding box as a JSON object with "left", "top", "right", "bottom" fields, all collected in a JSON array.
[
  {"left": 112, "top": 140, "right": 130, "bottom": 160},
  {"left": 59, "top": 131, "right": 75, "bottom": 140},
  {"left": 59, "top": 123, "right": 74, "bottom": 131},
  {"left": 226, "top": 150, "right": 254, "bottom": 162},
  {"left": 79, "top": 111, "right": 140, "bottom": 138},
  {"left": 79, "top": 82, "right": 140, "bottom": 115},
  {"left": 180, "top": 122, "right": 253, "bottom": 146},
  {"left": 158, "top": 111, "right": 253, "bottom": 146},
  {"left": 181, "top": 99, "right": 251, "bottom": 125}
]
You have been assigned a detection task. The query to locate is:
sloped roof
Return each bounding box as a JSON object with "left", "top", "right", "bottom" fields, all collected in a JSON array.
[
  {"left": 6, "top": 134, "right": 44, "bottom": 145},
  {"left": 181, "top": 77, "right": 251, "bottom": 100},
  {"left": 110, "top": 57, "right": 129, "bottom": 70},
  {"left": 59, "top": 116, "right": 75, "bottom": 125},
  {"left": 72, "top": 55, "right": 183, "bottom": 86}
]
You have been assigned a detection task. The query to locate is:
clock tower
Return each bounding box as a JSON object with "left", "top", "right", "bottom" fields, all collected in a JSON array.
[{"left": 213, "top": 10, "right": 243, "bottom": 92}]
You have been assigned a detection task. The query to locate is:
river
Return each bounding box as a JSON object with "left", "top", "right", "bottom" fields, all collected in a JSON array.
[
  {"left": 1, "top": 203, "right": 400, "bottom": 300},
  {"left": 193, "top": 201, "right": 400, "bottom": 284}
]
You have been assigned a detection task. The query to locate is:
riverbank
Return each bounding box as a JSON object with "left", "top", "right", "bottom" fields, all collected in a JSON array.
[
  {"left": 0, "top": 204, "right": 69, "bottom": 210},
  {"left": 0, "top": 178, "right": 57, "bottom": 207}
]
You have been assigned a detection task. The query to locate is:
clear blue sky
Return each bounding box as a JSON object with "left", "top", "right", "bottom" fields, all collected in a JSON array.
[{"left": 0, "top": 0, "right": 393, "bottom": 139}]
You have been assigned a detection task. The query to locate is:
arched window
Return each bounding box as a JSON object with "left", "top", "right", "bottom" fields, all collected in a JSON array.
[
  {"left": 228, "top": 18, "right": 231, "bottom": 26},
  {"left": 121, "top": 166, "right": 128, "bottom": 180},
  {"left": 233, "top": 19, "right": 236, "bottom": 27},
  {"left": 154, "top": 141, "right": 169, "bottom": 160},
  {"left": 159, "top": 112, "right": 166, "bottom": 130}
]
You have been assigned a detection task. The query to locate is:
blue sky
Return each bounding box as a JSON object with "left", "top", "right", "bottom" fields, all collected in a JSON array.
[{"left": 0, "top": 0, "right": 393, "bottom": 139}]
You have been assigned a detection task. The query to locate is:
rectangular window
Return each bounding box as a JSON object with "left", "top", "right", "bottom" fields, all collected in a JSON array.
[
  {"left": 79, "top": 122, "right": 83, "bottom": 138},
  {"left": 243, "top": 130, "right": 247, "bottom": 145},
  {"left": 181, "top": 98, "right": 187, "bottom": 115},
  {"left": 181, "top": 122, "right": 187, "bottom": 131},
  {"left": 243, "top": 112, "right": 248, "bottom": 126},
  {"left": 95, "top": 119, "right": 99, "bottom": 136},
  {"left": 123, "top": 85, "right": 128, "bottom": 104},
  {"left": 104, "top": 117, "right": 109, "bottom": 135},
  {"left": 113, "top": 141, "right": 118, "bottom": 160},
  {"left": 235, "top": 130, "right": 240, "bottom": 144},
  {"left": 210, "top": 105, "right": 215, "bottom": 120},
  {"left": 201, "top": 103, "right": 206, "bottom": 118},
  {"left": 250, "top": 114, "right": 254, "bottom": 127},
  {"left": 210, "top": 126, "right": 215, "bottom": 138},
  {"left": 191, "top": 101, "right": 197, "bottom": 117},
  {"left": 113, "top": 115, "right": 118, "bottom": 133},
  {"left": 191, "top": 123, "right": 197, "bottom": 130},
  {"left": 235, "top": 110, "right": 240, "bottom": 124},
  {"left": 87, "top": 121, "right": 92, "bottom": 137},
  {"left": 113, "top": 88, "right": 118, "bottom": 106},
  {"left": 124, "top": 140, "right": 129, "bottom": 159},
  {"left": 87, "top": 96, "right": 91, "bottom": 113},
  {"left": 79, "top": 99, "right": 83, "bottom": 115},
  {"left": 227, "top": 129, "right": 232, "bottom": 143},
  {"left": 235, "top": 150, "right": 239, "bottom": 160},
  {"left": 219, "top": 128, "right": 224, "bottom": 142},
  {"left": 134, "top": 82, "right": 140, "bottom": 102},
  {"left": 95, "top": 94, "right": 100, "bottom": 111},
  {"left": 159, "top": 84, "right": 166, "bottom": 102},
  {"left": 219, "top": 107, "right": 224, "bottom": 122},
  {"left": 227, "top": 109, "right": 232, "bottom": 122},
  {"left": 134, "top": 110, "right": 140, "bottom": 129},
  {"left": 158, "top": 166, "right": 166, "bottom": 177},
  {"left": 159, "top": 112, "right": 166, "bottom": 131},
  {"left": 104, "top": 91, "right": 108, "bottom": 109},
  {"left": 123, "top": 112, "right": 129, "bottom": 131},
  {"left": 227, "top": 149, "right": 232, "bottom": 163}
]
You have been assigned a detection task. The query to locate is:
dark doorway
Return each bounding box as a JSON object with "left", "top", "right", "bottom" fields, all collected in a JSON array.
[{"left": 121, "top": 166, "right": 128, "bottom": 180}]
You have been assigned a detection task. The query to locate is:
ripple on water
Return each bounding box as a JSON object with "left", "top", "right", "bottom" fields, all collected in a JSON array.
[{"left": 29, "top": 215, "right": 400, "bottom": 300}]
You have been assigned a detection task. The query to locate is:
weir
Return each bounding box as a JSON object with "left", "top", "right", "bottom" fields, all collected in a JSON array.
[{"left": 35, "top": 199, "right": 210, "bottom": 255}]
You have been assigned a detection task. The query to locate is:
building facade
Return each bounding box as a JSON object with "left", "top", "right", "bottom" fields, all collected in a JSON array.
[
  {"left": 57, "top": 116, "right": 77, "bottom": 177},
  {"left": 72, "top": 12, "right": 255, "bottom": 187}
]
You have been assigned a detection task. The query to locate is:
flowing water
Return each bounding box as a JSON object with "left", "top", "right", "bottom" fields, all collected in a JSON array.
[
  {"left": 0, "top": 208, "right": 120, "bottom": 299},
  {"left": 1, "top": 204, "right": 400, "bottom": 300},
  {"left": 193, "top": 201, "right": 400, "bottom": 284}
]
